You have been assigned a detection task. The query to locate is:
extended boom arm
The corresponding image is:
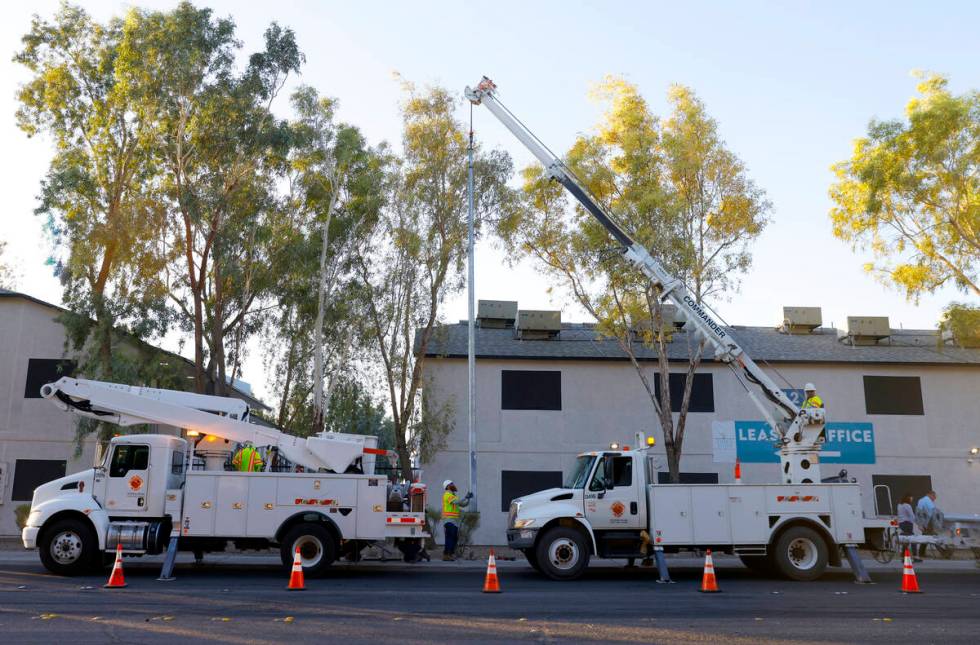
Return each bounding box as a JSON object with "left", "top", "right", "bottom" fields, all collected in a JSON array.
[{"left": 467, "top": 77, "right": 826, "bottom": 483}]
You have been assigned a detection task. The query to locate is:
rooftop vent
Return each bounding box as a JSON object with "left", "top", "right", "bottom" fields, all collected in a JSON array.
[
  {"left": 477, "top": 299, "right": 518, "bottom": 329},
  {"left": 516, "top": 310, "right": 561, "bottom": 340},
  {"left": 630, "top": 304, "right": 685, "bottom": 341},
  {"left": 781, "top": 306, "right": 822, "bottom": 334},
  {"left": 840, "top": 316, "right": 890, "bottom": 346}
]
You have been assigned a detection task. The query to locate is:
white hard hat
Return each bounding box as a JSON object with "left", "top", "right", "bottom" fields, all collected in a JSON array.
[
  {"left": 443, "top": 480, "right": 454, "bottom": 489},
  {"left": 804, "top": 383, "right": 816, "bottom": 392}
]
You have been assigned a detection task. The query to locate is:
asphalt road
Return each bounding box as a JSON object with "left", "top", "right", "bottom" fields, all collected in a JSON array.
[{"left": 1, "top": 554, "right": 978, "bottom": 644}]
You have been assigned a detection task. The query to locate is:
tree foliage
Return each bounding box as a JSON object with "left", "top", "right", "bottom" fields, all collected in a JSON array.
[
  {"left": 499, "top": 77, "right": 769, "bottom": 481},
  {"left": 830, "top": 74, "right": 980, "bottom": 300}
]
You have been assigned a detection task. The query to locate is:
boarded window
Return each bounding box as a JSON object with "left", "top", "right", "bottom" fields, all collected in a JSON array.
[
  {"left": 501, "top": 470, "right": 563, "bottom": 512},
  {"left": 657, "top": 471, "right": 720, "bottom": 484},
  {"left": 501, "top": 370, "right": 561, "bottom": 411},
  {"left": 12, "top": 459, "right": 67, "bottom": 501},
  {"left": 654, "top": 372, "right": 715, "bottom": 413},
  {"left": 24, "top": 359, "right": 76, "bottom": 398},
  {"left": 863, "top": 376, "right": 924, "bottom": 415},
  {"left": 871, "top": 474, "right": 933, "bottom": 516}
]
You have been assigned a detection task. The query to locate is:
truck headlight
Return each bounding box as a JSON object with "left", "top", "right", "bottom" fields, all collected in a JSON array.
[
  {"left": 513, "top": 518, "right": 535, "bottom": 529},
  {"left": 27, "top": 511, "right": 42, "bottom": 527}
]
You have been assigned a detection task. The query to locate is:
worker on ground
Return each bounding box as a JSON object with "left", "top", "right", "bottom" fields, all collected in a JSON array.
[
  {"left": 441, "top": 480, "right": 472, "bottom": 561},
  {"left": 232, "top": 441, "right": 264, "bottom": 472},
  {"left": 801, "top": 383, "right": 823, "bottom": 409}
]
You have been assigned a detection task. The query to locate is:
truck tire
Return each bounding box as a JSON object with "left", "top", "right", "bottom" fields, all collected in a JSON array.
[
  {"left": 38, "top": 517, "right": 99, "bottom": 576},
  {"left": 772, "top": 526, "right": 829, "bottom": 581},
  {"left": 280, "top": 523, "right": 337, "bottom": 578},
  {"left": 534, "top": 526, "right": 590, "bottom": 581},
  {"left": 523, "top": 548, "right": 542, "bottom": 573}
]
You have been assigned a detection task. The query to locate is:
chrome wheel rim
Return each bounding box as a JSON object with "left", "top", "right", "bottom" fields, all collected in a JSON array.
[
  {"left": 787, "top": 537, "right": 818, "bottom": 570},
  {"left": 548, "top": 537, "right": 580, "bottom": 571},
  {"left": 295, "top": 535, "right": 323, "bottom": 568},
  {"left": 50, "top": 530, "right": 83, "bottom": 565}
]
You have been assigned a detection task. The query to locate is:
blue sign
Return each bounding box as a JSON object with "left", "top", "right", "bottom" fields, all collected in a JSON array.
[{"left": 735, "top": 421, "right": 876, "bottom": 464}]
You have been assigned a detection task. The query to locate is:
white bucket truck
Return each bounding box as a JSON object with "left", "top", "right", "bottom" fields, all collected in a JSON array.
[
  {"left": 22, "top": 378, "right": 427, "bottom": 576},
  {"left": 466, "top": 78, "right": 888, "bottom": 581}
]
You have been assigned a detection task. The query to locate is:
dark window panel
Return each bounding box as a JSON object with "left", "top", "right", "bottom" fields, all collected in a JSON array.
[
  {"left": 871, "top": 474, "right": 933, "bottom": 515},
  {"left": 501, "top": 370, "right": 561, "bottom": 411},
  {"left": 501, "top": 470, "right": 563, "bottom": 512},
  {"left": 863, "top": 376, "right": 924, "bottom": 415},
  {"left": 11, "top": 459, "right": 67, "bottom": 501},
  {"left": 657, "top": 471, "right": 720, "bottom": 484},
  {"left": 24, "top": 359, "right": 76, "bottom": 398},
  {"left": 653, "top": 372, "right": 715, "bottom": 413}
]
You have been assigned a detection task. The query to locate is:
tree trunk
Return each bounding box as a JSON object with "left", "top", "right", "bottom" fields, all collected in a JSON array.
[{"left": 312, "top": 172, "right": 341, "bottom": 435}]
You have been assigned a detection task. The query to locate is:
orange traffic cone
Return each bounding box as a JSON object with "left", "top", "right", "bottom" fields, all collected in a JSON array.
[
  {"left": 482, "top": 548, "right": 501, "bottom": 593},
  {"left": 699, "top": 549, "right": 720, "bottom": 593},
  {"left": 104, "top": 543, "right": 128, "bottom": 589},
  {"left": 286, "top": 547, "right": 306, "bottom": 591},
  {"left": 900, "top": 547, "right": 921, "bottom": 593}
]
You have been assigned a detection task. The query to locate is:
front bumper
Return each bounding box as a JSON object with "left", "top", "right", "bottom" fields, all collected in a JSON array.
[
  {"left": 22, "top": 526, "right": 39, "bottom": 549},
  {"left": 506, "top": 528, "right": 538, "bottom": 549}
]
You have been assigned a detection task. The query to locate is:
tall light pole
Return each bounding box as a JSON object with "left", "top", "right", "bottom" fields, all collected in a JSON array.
[{"left": 466, "top": 106, "right": 478, "bottom": 511}]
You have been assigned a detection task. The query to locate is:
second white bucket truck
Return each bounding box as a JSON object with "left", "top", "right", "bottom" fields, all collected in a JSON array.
[{"left": 22, "top": 378, "right": 427, "bottom": 577}]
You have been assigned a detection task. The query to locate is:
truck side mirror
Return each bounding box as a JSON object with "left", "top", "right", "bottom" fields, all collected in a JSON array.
[{"left": 603, "top": 455, "right": 616, "bottom": 490}]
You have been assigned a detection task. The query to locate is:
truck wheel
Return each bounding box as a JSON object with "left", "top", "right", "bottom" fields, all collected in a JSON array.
[
  {"left": 772, "top": 526, "right": 829, "bottom": 581},
  {"left": 523, "top": 548, "right": 542, "bottom": 573},
  {"left": 535, "top": 526, "right": 589, "bottom": 581},
  {"left": 280, "top": 523, "right": 337, "bottom": 578},
  {"left": 38, "top": 518, "right": 99, "bottom": 576}
]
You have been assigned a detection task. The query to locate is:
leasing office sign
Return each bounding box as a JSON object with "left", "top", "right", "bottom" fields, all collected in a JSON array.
[{"left": 712, "top": 420, "right": 876, "bottom": 464}]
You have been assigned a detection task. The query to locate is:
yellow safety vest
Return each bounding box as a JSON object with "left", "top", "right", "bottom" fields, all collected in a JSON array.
[
  {"left": 233, "top": 446, "right": 264, "bottom": 472},
  {"left": 802, "top": 395, "right": 824, "bottom": 409},
  {"left": 442, "top": 490, "right": 459, "bottom": 520}
]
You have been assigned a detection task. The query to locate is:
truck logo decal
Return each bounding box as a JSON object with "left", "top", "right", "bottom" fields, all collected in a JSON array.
[
  {"left": 128, "top": 475, "right": 143, "bottom": 491},
  {"left": 611, "top": 501, "right": 625, "bottom": 518},
  {"left": 682, "top": 295, "right": 726, "bottom": 339}
]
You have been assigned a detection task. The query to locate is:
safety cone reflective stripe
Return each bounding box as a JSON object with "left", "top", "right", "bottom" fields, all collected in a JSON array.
[
  {"left": 104, "top": 543, "right": 128, "bottom": 589},
  {"left": 734, "top": 459, "right": 742, "bottom": 484},
  {"left": 900, "top": 547, "right": 921, "bottom": 594},
  {"left": 482, "top": 548, "right": 501, "bottom": 593},
  {"left": 699, "top": 549, "right": 720, "bottom": 593},
  {"left": 286, "top": 546, "right": 306, "bottom": 591}
]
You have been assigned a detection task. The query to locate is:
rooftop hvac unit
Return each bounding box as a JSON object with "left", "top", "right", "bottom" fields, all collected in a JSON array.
[
  {"left": 516, "top": 310, "right": 561, "bottom": 339},
  {"left": 841, "top": 316, "right": 890, "bottom": 345},
  {"left": 477, "top": 300, "right": 518, "bottom": 329},
  {"left": 781, "top": 306, "right": 822, "bottom": 334},
  {"left": 630, "top": 304, "right": 684, "bottom": 341}
]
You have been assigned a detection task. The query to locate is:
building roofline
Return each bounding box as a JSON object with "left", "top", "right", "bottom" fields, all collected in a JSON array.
[{"left": 0, "top": 288, "right": 272, "bottom": 410}]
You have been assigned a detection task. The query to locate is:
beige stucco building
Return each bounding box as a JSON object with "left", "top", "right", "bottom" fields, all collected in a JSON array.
[
  {"left": 419, "top": 304, "right": 980, "bottom": 546},
  {"left": 0, "top": 289, "right": 266, "bottom": 537}
]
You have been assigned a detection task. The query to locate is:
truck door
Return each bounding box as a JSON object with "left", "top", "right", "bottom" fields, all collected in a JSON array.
[
  {"left": 585, "top": 454, "right": 644, "bottom": 531},
  {"left": 105, "top": 443, "right": 151, "bottom": 513}
]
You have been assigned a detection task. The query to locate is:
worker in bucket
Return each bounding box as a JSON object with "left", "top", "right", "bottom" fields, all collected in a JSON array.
[
  {"left": 801, "top": 383, "right": 823, "bottom": 409},
  {"left": 441, "top": 480, "right": 472, "bottom": 561},
  {"left": 232, "top": 441, "right": 265, "bottom": 472}
]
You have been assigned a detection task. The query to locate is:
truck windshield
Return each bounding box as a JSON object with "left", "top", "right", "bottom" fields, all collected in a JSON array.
[{"left": 564, "top": 456, "right": 596, "bottom": 489}]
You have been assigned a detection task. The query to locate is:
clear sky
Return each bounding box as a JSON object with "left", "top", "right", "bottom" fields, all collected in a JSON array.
[{"left": 3, "top": 1, "right": 979, "bottom": 399}]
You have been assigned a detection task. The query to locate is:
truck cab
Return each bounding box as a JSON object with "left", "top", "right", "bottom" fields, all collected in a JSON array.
[
  {"left": 23, "top": 435, "right": 185, "bottom": 575},
  {"left": 507, "top": 448, "right": 652, "bottom": 579}
]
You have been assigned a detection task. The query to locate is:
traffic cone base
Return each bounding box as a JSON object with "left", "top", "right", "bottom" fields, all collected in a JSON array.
[
  {"left": 287, "top": 547, "right": 306, "bottom": 591},
  {"left": 104, "top": 543, "right": 128, "bottom": 589},
  {"left": 699, "top": 549, "right": 720, "bottom": 593},
  {"left": 483, "top": 548, "right": 501, "bottom": 593},
  {"left": 900, "top": 548, "right": 921, "bottom": 594}
]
